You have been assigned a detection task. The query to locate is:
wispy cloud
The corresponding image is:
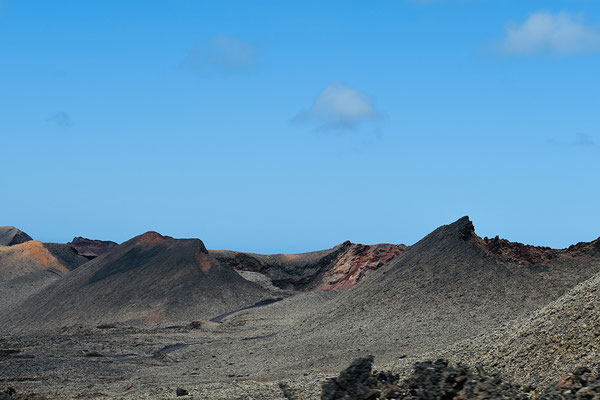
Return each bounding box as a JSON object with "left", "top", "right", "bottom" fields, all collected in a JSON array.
[
  {"left": 46, "top": 111, "right": 72, "bottom": 128},
  {"left": 181, "top": 35, "right": 256, "bottom": 74},
  {"left": 548, "top": 133, "right": 595, "bottom": 147},
  {"left": 501, "top": 11, "right": 600, "bottom": 55},
  {"left": 293, "top": 83, "right": 380, "bottom": 131}
]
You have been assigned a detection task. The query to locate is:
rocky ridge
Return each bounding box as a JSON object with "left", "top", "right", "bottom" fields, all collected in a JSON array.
[
  {"left": 480, "top": 234, "right": 600, "bottom": 266},
  {"left": 211, "top": 241, "right": 406, "bottom": 291}
]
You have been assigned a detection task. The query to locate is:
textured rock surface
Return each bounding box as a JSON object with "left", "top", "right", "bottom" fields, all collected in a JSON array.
[
  {"left": 540, "top": 366, "right": 600, "bottom": 399},
  {"left": 0, "top": 227, "right": 33, "bottom": 247},
  {"left": 481, "top": 234, "right": 600, "bottom": 265},
  {"left": 211, "top": 241, "right": 406, "bottom": 291},
  {"left": 320, "top": 357, "right": 600, "bottom": 399},
  {"left": 321, "top": 357, "right": 531, "bottom": 400},
  {"left": 448, "top": 268, "right": 600, "bottom": 389}
]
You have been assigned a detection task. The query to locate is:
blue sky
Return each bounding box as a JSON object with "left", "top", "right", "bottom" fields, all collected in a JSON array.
[{"left": 1, "top": 0, "right": 599, "bottom": 252}]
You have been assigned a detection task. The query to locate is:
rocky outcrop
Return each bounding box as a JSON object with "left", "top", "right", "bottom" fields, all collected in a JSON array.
[
  {"left": 0, "top": 227, "right": 33, "bottom": 247},
  {"left": 211, "top": 241, "right": 406, "bottom": 291},
  {"left": 480, "top": 234, "right": 600, "bottom": 266},
  {"left": 319, "top": 357, "right": 600, "bottom": 399},
  {"left": 68, "top": 237, "right": 118, "bottom": 259},
  {"left": 318, "top": 242, "right": 406, "bottom": 290}
]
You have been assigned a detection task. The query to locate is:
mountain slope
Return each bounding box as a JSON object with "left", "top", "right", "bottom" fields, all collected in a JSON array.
[
  {"left": 236, "top": 217, "right": 600, "bottom": 371},
  {"left": 1, "top": 232, "right": 276, "bottom": 332},
  {"left": 450, "top": 267, "right": 600, "bottom": 388}
]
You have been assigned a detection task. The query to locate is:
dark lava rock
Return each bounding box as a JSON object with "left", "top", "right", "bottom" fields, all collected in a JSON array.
[
  {"left": 399, "top": 359, "right": 530, "bottom": 399},
  {"left": 0, "top": 388, "right": 16, "bottom": 400},
  {"left": 176, "top": 387, "right": 188, "bottom": 396},
  {"left": 96, "top": 324, "right": 116, "bottom": 330},
  {"left": 279, "top": 382, "right": 300, "bottom": 400},
  {"left": 0, "top": 349, "right": 20, "bottom": 358},
  {"left": 322, "top": 357, "right": 600, "bottom": 399},
  {"left": 482, "top": 234, "right": 600, "bottom": 266},
  {"left": 321, "top": 357, "right": 531, "bottom": 399},
  {"left": 540, "top": 366, "right": 600, "bottom": 399},
  {"left": 321, "top": 356, "right": 398, "bottom": 400},
  {"left": 185, "top": 320, "right": 203, "bottom": 330}
]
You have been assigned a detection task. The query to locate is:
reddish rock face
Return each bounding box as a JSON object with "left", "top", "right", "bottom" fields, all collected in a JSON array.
[
  {"left": 211, "top": 241, "right": 407, "bottom": 291},
  {"left": 318, "top": 243, "right": 406, "bottom": 290},
  {"left": 69, "top": 237, "right": 119, "bottom": 259},
  {"left": 481, "top": 235, "right": 600, "bottom": 265}
]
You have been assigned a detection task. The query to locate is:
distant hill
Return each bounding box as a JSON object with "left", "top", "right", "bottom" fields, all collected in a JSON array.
[
  {"left": 211, "top": 241, "right": 406, "bottom": 290},
  {"left": 1, "top": 231, "right": 277, "bottom": 332},
  {"left": 0, "top": 226, "right": 33, "bottom": 246}
]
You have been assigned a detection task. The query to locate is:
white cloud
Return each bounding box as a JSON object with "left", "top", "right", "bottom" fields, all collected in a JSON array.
[
  {"left": 502, "top": 11, "right": 600, "bottom": 55},
  {"left": 182, "top": 35, "right": 256, "bottom": 74},
  {"left": 294, "top": 83, "right": 380, "bottom": 130}
]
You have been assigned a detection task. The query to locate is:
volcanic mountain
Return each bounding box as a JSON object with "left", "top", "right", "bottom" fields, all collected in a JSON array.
[
  {"left": 1, "top": 231, "right": 276, "bottom": 332},
  {"left": 211, "top": 241, "right": 406, "bottom": 291},
  {"left": 0, "top": 226, "right": 33, "bottom": 246},
  {"left": 0, "top": 240, "right": 89, "bottom": 313},
  {"left": 237, "top": 217, "right": 600, "bottom": 370}
]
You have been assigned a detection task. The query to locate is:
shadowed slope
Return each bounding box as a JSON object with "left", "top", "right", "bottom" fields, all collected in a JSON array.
[
  {"left": 0, "top": 226, "right": 33, "bottom": 246},
  {"left": 1, "top": 231, "right": 274, "bottom": 332}
]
